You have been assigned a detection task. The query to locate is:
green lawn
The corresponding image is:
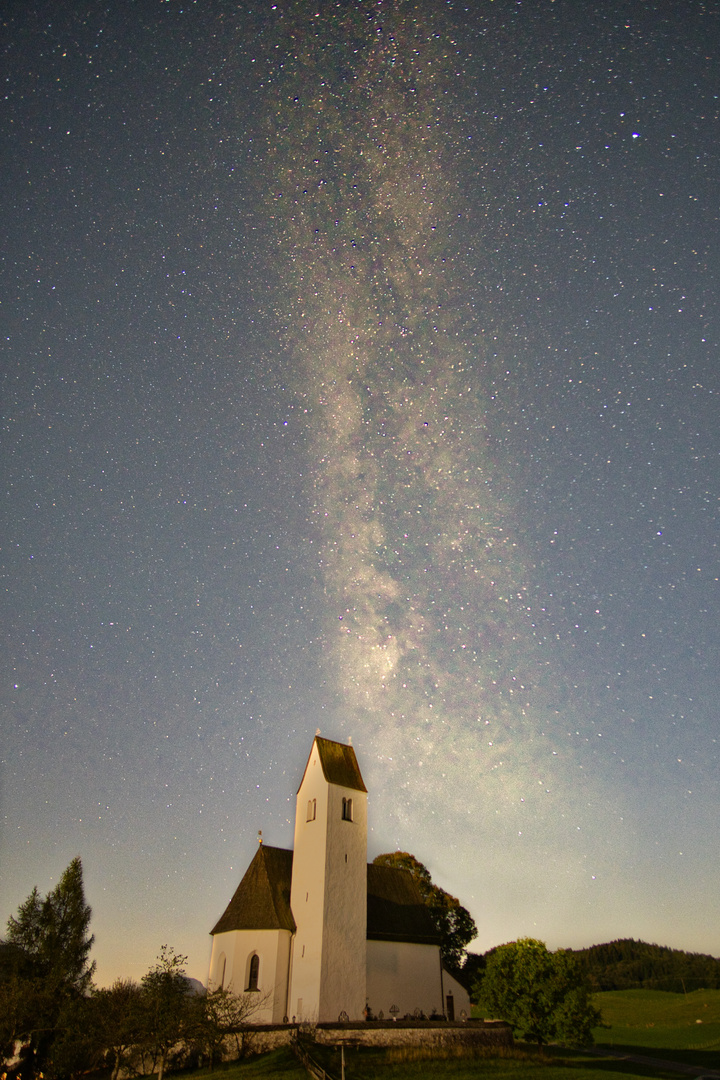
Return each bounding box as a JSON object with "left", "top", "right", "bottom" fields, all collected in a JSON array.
[
  {"left": 594, "top": 987, "right": 720, "bottom": 1046},
  {"left": 592, "top": 988, "right": 720, "bottom": 1071}
]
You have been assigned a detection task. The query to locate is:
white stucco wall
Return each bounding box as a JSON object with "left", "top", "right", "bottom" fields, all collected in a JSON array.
[
  {"left": 208, "top": 928, "right": 292, "bottom": 1023},
  {"left": 366, "top": 939, "right": 444, "bottom": 1019},
  {"left": 442, "top": 968, "right": 472, "bottom": 1021}
]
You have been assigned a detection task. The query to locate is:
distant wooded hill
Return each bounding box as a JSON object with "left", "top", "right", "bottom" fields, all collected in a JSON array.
[
  {"left": 571, "top": 939, "right": 720, "bottom": 992},
  {"left": 463, "top": 939, "right": 720, "bottom": 994}
]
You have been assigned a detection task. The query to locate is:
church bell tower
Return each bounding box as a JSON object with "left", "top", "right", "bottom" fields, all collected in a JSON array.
[{"left": 288, "top": 736, "right": 368, "bottom": 1022}]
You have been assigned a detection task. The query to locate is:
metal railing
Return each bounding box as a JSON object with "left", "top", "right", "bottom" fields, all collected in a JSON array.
[{"left": 291, "top": 1035, "right": 338, "bottom": 1080}]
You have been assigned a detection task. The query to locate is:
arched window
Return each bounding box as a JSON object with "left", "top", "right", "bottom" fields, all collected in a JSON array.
[
  {"left": 306, "top": 798, "right": 316, "bottom": 821},
  {"left": 342, "top": 796, "right": 353, "bottom": 821},
  {"left": 246, "top": 952, "right": 260, "bottom": 992}
]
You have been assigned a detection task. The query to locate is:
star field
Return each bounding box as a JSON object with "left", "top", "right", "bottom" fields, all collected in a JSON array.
[{"left": 1, "top": 0, "right": 719, "bottom": 986}]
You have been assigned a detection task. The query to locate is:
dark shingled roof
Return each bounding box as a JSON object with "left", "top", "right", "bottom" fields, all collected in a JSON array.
[
  {"left": 211, "top": 849, "right": 440, "bottom": 947},
  {"left": 367, "top": 863, "right": 441, "bottom": 945},
  {"left": 300, "top": 736, "right": 367, "bottom": 793},
  {"left": 211, "top": 845, "right": 295, "bottom": 935}
]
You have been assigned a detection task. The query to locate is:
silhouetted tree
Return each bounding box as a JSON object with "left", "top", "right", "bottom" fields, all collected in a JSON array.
[
  {"left": 459, "top": 950, "right": 487, "bottom": 995},
  {"left": 139, "top": 946, "right": 195, "bottom": 1080},
  {"left": 2, "top": 857, "right": 95, "bottom": 1074},
  {"left": 47, "top": 994, "right": 102, "bottom": 1080},
  {"left": 6, "top": 857, "right": 95, "bottom": 997},
  {"left": 0, "top": 943, "right": 42, "bottom": 1067},
  {"left": 91, "top": 978, "right": 145, "bottom": 1080},
  {"left": 195, "top": 986, "right": 272, "bottom": 1067}
]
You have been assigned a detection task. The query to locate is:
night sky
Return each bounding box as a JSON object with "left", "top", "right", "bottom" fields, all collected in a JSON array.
[{"left": 2, "top": 0, "right": 719, "bottom": 988}]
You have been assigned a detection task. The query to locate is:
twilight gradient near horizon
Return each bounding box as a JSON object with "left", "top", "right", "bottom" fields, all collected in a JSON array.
[{"left": 2, "top": 0, "right": 719, "bottom": 987}]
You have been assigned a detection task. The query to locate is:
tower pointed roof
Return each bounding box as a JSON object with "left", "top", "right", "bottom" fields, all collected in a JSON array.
[
  {"left": 297, "top": 736, "right": 368, "bottom": 793},
  {"left": 210, "top": 844, "right": 295, "bottom": 934}
]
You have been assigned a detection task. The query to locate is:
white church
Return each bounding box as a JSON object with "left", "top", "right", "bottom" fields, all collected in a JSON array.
[{"left": 208, "top": 735, "right": 471, "bottom": 1023}]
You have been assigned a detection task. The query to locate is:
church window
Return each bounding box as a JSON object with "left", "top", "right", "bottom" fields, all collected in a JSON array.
[
  {"left": 342, "top": 796, "right": 353, "bottom": 821},
  {"left": 218, "top": 954, "right": 226, "bottom": 990},
  {"left": 246, "top": 952, "right": 260, "bottom": 992},
  {"left": 306, "top": 798, "right": 316, "bottom": 821}
]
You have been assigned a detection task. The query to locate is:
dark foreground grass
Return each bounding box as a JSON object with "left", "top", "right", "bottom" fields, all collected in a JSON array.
[
  {"left": 192, "top": 1048, "right": 307, "bottom": 1079},
  {"left": 194, "top": 1042, "right": 697, "bottom": 1080},
  {"left": 313, "top": 1042, "right": 695, "bottom": 1079}
]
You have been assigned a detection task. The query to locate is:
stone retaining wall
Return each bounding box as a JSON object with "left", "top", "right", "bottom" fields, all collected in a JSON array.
[
  {"left": 237, "top": 1020, "right": 512, "bottom": 1055},
  {"left": 315, "top": 1020, "right": 513, "bottom": 1050},
  {"left": 235, "top": 1026, "right": 295, "bottom": 1054}
]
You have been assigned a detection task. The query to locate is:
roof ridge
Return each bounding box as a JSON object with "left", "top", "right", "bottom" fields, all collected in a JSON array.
[{"left": 297, "top": 736, "right": 367, "bottom": 792}]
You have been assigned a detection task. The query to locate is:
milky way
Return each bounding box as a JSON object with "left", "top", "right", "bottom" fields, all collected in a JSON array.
[{"left": 254, "top": 3, "right": 560, "bottom": 796}]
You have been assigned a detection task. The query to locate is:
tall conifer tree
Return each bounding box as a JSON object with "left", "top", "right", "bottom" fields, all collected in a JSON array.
[{"left": 3, "top": 857, "right": 95, "bottom": 1072}]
